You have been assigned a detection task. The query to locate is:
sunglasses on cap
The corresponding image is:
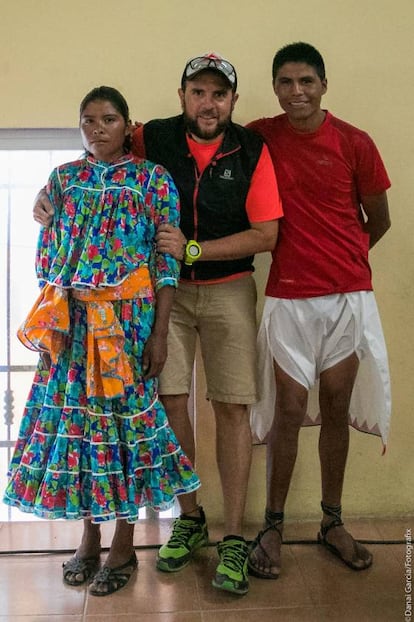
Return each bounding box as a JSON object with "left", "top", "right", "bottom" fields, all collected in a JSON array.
[{"left": 183, "top": 54, "right": 237, "bottom": 89}]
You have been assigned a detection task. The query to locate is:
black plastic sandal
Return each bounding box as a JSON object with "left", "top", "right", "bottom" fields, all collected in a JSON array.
[
  {"left": 248, "top": 509, "right": 283, "bottom": 579},
  {"left": 89, "top": 553, "right": 138, "bottom": 596},
  {"left": 62, "top": 554, "right": 100, "bottom": 586},
  {"left": 317, "top": 502, "right": 373, "bottom": 571}
]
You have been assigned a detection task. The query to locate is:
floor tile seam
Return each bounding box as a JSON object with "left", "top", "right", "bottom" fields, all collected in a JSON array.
[
  {"left": 82, "top": 586, "right": 89, "bottom": 620},
  {"left": 2, "top": 539, "right": 407, "bottom": 556},
  {"left": 200, "top": 603, "right": 341, "bottom": 613},
  {"left": 85, "top": 605, "right": 205, "bottom": 615},
  {"left": 297, "top": 593, "right": 405, "bottom": 608},
  {"left": 85, "top": 610, "right": 205, "bottom": 618}
]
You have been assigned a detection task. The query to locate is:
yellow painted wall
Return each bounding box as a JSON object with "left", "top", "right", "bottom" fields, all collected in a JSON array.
[{"left": 1, "top": 0, "right": 413, "bottom": 522}]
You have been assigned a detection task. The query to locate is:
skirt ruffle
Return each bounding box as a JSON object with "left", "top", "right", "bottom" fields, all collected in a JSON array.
[{"left": 4, "top": 298, "right": 200, "bottom": 522}]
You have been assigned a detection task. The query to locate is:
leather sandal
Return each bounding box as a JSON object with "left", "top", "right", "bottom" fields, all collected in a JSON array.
[
  {"left": 248, "top": 509, "right": 283, "bottom": 579},
  {"left": 62, "top": 554, "right": 100, "bottom": 586},
  {"left": 317, "top": 502, "right": 373, "bottom": 571},
  {"left": 89, "top": 553, "right": 138, "bottom": 596}
]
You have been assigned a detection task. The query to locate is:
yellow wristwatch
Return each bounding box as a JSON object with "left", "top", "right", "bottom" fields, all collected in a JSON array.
[{"left": 184, "top": 240, "right": 202, "bottom": 266}]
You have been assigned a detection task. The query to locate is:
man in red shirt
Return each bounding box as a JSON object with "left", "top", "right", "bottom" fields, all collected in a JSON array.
[{"left": 248, "top": 42, "right": 391, "bottom": 579}]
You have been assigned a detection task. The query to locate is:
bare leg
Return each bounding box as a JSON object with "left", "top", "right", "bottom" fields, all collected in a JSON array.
[
  {"left": 249, "top": 363, "right": 308, "bottom": 577},
  {"left": 319, "top": 353, "right": 359, "bottom": 504},
  {"left": 77, "top": 519, "right": 102, "bottom": 558},
  {"left": 211, "top": 400, "right": 252, "bottom": 536},
  {"left": 105, "top": 520, "right": 135, "bottom": 567},
  {"left": 63, "top": 519, "right": 101, "bottom": 585},
  {"left": 89, "top": 520, "right": 137, "bottom": 595},
  {"left": 318, "top": 353, "right": 372, "bottom": 569},
  {"left": 160, "top": 394, "right": 201, "bottom": 517}
]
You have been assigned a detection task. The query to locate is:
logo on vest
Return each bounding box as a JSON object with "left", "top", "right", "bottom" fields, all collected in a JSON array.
[{"left": 219, "top": 168, "right": 234, "bottom": 180}]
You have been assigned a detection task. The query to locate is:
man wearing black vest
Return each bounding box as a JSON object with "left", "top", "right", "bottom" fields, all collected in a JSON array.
[{"left": 33, "top": 52, "right": 283, "bottom": 595}]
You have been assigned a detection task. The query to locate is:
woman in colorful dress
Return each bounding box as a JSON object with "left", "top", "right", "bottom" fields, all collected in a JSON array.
[{"left": 3, "top": 86, "right": 200, "bottom": 596}]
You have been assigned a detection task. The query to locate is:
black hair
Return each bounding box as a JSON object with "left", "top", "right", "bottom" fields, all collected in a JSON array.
[
  {"left": 272, "top": 42, "right": 326, "bottom": 82},
  {"left": 79, "top": 86, "right": 131, "bottom": 152}
]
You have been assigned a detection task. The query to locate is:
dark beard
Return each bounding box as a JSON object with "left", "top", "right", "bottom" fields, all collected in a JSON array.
[{"left": 184, "top": 113, "right": 230, "bottom": 141}]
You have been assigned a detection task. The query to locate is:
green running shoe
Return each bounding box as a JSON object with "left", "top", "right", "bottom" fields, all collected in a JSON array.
[
  {"left": 156, "top": 507, "right": 209, "bottom": 572},
  {"left": 212, "top": 536, "right": 249, "bottom": 595}
]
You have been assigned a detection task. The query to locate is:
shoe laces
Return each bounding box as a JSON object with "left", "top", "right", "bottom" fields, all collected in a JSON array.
[
  {"left": 168, "top": 517, "right": 201, "bottom": 547},
  {"left": 218, "top": 540, "right": 248, "bottom": 573}
]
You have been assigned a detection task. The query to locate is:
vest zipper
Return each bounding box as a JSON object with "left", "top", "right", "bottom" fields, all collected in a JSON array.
[{"left": 189, "top": 143, "right": 241, "bottom": 279}]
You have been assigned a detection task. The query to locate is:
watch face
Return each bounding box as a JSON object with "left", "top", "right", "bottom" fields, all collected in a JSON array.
[{"left": 188, "top": 244, "right": 199, "bottom": 257}]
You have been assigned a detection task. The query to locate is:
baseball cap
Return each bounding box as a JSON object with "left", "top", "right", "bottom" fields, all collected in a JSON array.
[{"left": 181, "top": 52, "right": 237, "bottom": 91}]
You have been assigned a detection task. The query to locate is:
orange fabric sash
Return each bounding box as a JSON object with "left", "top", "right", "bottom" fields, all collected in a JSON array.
[{"left": 17, "top": 267, "right": 152, "bottom": 398}]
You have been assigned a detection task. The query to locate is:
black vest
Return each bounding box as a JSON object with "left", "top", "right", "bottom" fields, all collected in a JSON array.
[{"left": 143, "top": 115, "right": 264, "bottom": 281}]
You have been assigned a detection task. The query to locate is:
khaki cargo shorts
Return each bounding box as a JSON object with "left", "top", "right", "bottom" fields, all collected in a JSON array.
[{"left": 159, "top": 275, "right": 258, "bottom": 404}]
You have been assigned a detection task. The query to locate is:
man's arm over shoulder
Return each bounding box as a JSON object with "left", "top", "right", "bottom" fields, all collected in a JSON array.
[
  {"left": 361, "top": 192, "right": 391, "bottom": 248},
  {"left": 131, "top": 123, "right": 146, "bottom": 158},
  {"left": 33, "top": 187, "right": 54, "bottom": 226}
]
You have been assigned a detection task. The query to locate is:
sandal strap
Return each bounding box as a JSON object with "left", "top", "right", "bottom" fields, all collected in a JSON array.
[
  {"left": 62, "top": 555, "right": 99, "bottom": 573},
  {"left": 90, "top": 553, "right": 137, "bottom": 593},
  {"left": 320, "top": 501, "right": 344, "bottom": 537},
  {"left": 94, "top": 566, "right": 130, "bottom": 585},
  {"left": 62, "top": 554, "right": 100, "bottom": 586},
  {"left": 253, "top": 509, "right": 284, "bottom": 543},
  {"left": 265, "top": 509, "right": 284, "bottom": 527},
  {"left": 250, "top": 509, "right": 284, "bottom": 568}
]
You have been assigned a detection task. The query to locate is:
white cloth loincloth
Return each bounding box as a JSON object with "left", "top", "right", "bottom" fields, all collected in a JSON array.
[{"left": 250, "top": 292, "right": 391, "bottom": 447}]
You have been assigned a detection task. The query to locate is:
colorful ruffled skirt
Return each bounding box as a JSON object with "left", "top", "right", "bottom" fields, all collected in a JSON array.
[{"left": 3, "top": 293, "right": 200, "bottom": 523}]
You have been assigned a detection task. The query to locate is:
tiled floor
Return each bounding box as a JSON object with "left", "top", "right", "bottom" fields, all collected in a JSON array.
[{"left": 0, "top": 517, "right": 411, "bottom": 621}]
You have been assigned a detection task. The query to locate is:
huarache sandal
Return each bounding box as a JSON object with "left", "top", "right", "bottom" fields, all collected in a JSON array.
[
  {"left": 248, "top": 509, "right": 284, "bottom": 579},
  {"left": 317, "top": 502, "right": 373, "bottom": 571},
  {"left": 62, "top": 554, "right": 100, "bottom": 586},
  {"left": 89, "top": 552, "right": 138, "bottom": 596}
]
